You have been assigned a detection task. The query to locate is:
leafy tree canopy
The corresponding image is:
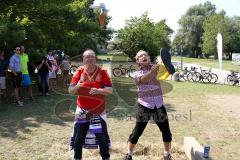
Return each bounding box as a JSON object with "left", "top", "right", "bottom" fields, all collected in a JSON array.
[{"left": 116, "top": 12, "right": 172, "bottom": 61}]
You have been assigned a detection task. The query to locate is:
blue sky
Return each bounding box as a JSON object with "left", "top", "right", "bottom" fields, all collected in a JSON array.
[{"left": 93, "top": 0, "right": 240, "bottom": 34}]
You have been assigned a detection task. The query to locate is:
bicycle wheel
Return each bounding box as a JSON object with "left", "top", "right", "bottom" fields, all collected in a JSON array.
[
  {"left": 202, "top": 73, "right": 211, "bottom": 83},
  {"left": 70, "top": 65, "right": 78, "bottom": 75},
  {"left": 210, "top": 73, "right": 218, "bottom": 83},
  {"left": 121, "top": 68, "right": 128, "bottom": 77},
  {"left": 112, "top": 68, "right": 122, "bottom": 77},
  {"left": 178, "top": 71, "right": 185, "bottom": 81},
  {"left": 191, "top": 72, "right": 201, "bottom": 82},
  {"left": 183, "top": 71, "right": 190, "bottom": 81},
  {"left": 187, "top": 72, "right": 194, "bottom": 82},
  {"left": 226, "top": 75, "right": 235, "bottom": 85}
]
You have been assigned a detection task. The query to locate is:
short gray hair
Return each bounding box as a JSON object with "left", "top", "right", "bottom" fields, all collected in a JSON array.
[
  {"left": 83, "top": 49, "right": 96, "bottom": 57},
  {"left": 135, "top": 50, "right": 149, "bottom": 60}
]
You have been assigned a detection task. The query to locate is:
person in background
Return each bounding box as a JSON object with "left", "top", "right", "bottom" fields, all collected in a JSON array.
[
  {"left": 36, "top": 56, "right": 52, "bottom": 96},
  {"left": 47, "top": 49, "right": 58, "bottom": 91},
  {"left": 0, "top": 50, "right": 9, "bottom": 97},
  {"left": 9, "top": 47, "right": 23, "bottom": 106},
  {"left": 19, "top": 46, "right": 33, "bottom": 100},
  {"left": 61, "top": 55, "right": 71, "bottom": 86}
]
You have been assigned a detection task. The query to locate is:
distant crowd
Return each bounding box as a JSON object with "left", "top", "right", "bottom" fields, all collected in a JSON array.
[{"left": 0, "top": 46, "right": 71, "bottom": 106}]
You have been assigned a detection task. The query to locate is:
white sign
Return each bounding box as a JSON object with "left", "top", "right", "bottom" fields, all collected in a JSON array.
[{"left": 232, "top": 53, "right": 240, "bottom": 65}]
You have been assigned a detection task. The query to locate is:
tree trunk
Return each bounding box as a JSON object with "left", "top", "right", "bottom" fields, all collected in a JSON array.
[
  {"left": 214, "top": 52, "right": 218, "bottom": 59},
  {"left": 229, "top": 52, "right": 232, "bottom": 60}
]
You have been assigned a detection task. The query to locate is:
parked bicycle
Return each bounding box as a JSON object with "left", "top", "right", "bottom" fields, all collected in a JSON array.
[
  {"left": 187, "top": 67, "right": 211, "bottom": 83},
  {"left": 198, "top": 67, "right": 218, "bottom": 84},
  {"left": 112, "top": 64, "right": 136, "bottom": 78},
  {"left": 206, "top": 68, "right": 218, "bottom": 84},
  {"left": 225, "top": 70, "right": 240, "bottom": 86},
  {"left": 175, "top": 66, "right": 191, "bottom": 81}
]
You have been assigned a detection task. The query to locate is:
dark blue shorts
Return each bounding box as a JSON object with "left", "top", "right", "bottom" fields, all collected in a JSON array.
[{"left": 22, "top": 74, "right": 32, "bottom": 86}]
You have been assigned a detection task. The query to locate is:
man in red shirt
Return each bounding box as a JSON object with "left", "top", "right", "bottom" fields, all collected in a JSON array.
[{"left": 68, "top": 49, "right": 112, "bottom": 160}]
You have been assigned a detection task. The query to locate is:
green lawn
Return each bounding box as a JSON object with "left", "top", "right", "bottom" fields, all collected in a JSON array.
[
  {"left": 172, "top": 56, "right": 240, "bottom": 71},
  {"left": 1, "top": 77, "right": 240, "bottom": 160},
  {"left": 97, "top": 54, "right": 130, "bottom": 62}
]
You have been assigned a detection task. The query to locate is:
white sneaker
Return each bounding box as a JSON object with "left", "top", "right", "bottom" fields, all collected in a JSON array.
[{"left": 16, "top": 101, "right": 24, "bottom": 107}]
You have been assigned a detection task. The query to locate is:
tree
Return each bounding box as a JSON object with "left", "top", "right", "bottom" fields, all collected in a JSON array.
[
  {"left": 0, "top": 0, "right": 113, "bottom": 60},
  {"left": 116, "top": 12, "right": 172, "bottom": 60},
  {"left": 202, "top": 14, "right": 230, "bottom": 58},
  {"left": 0, "top": 13, "right": 26, "bottom": 56},
  {"left": 172, "top": 1, "right": 216, "bottom": 58},
  {"left": 224, "top": 16, "right": 240, "bottom": 59}
]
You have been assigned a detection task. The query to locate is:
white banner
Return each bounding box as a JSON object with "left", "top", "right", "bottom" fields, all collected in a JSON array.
[
  {"left": 232, "top": 53, "right": 240, "bottom": 65},
  {"left": 217, "top": 33, "right": 223, "bottom": 71}
]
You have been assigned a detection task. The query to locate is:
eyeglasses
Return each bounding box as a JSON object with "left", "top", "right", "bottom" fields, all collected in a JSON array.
[{"left": 16, "top": 49, "right": 20, "bottom": 51}]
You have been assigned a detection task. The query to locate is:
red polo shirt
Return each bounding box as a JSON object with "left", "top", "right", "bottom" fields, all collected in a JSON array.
[{"left": 70, "top": 66, "right": 112, "bottom": 114}]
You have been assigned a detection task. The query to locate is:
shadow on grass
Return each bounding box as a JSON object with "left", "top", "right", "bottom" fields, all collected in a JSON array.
[
  {"left": 0, "top": 75, "right": 72, "bottom": 139},
  {"left": 165, "top": 103, "right": 177, "bottom": 112}
]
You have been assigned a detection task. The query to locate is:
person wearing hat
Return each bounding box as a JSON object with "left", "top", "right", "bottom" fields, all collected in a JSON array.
[{"left": 123, "top": 49, "right": 175, "bottom": 160}]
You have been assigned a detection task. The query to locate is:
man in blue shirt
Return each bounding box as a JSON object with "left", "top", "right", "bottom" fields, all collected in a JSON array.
[
  {"left": 0, "top": 50, "right": 9, "bottom": 96},
  {"left": 9, "top": 46, "right": 23, "bottom": 106}
]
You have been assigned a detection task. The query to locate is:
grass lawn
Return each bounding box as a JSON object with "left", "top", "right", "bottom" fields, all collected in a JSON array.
[
  {"left": 97, "top": 54, "right": 130, "bottom": 62},
  {"left": 172, "top": 56, "right": 240, "bottom": 71},
  {"left": 97, "top": 54, "right": 240, "bottom": 71},
  {"left": 0, "top": 76, "right": 240, "bottom": 160}
]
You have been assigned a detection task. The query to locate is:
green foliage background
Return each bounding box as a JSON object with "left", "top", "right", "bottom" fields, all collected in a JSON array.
[{"left": 0, "top": 0, "right": 113, "bottom": 61}]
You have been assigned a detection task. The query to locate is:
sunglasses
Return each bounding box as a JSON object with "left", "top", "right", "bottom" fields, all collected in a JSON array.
[{"left": 16, "top": 49, "right": 20, "bottom": 51}]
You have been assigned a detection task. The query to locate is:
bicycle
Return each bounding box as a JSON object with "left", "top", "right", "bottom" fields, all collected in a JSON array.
[
  {"left": 175, "top": 66, "right": 191, "bottom": 81},
  {"left": 112, "top": 64, "right": 136, "bottom": 78},
  {"left": 186, "top": 66, "right": 198, "bottom": 82},
  {"left": 206, "top": 68, "right": 218, "bottom": 84},
  {"left": 225, "top": 70, "right": 240, "bottom": 86},
  {"left": 188, "top": 67, "right": 211, "bottom": 83},
  {"left": 198, "top": 67, "right": 218, "bottom": 84}
]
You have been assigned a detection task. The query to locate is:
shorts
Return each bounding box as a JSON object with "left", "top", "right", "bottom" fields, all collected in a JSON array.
[
  {"left": 12, "top": 72, "right": 22, "bottom": 88},
  {"left": 22, "top": 74, "right": 32, "bottom": 86},
  {"left": 49, "top": 71, "right": 56, "bottom": 78},
  {"left": 0, "top": 76, "right": 6, "bottom": 89}
]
